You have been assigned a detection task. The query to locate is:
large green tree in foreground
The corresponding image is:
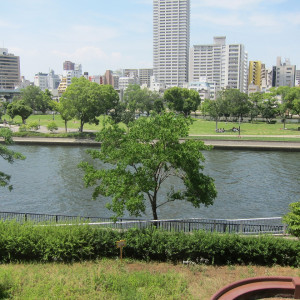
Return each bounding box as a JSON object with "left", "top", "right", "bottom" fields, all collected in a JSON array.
[
  {"left": 0, "top": 128, "right": 25, "bottom": 190},
  {"left": 80, "top": 113, "right": 217, "bottom": 220}
]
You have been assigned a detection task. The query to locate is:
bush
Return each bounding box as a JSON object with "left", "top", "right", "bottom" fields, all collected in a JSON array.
[
  {"left": 27, "top": 121, "right": 39, "bottom": 131},
  {"left": 0, "top": 222, "right": 299, "bottom": 266},
  {"left": 283, "top": 201, "right": 300, "bottom": 238},
  {"left": 47, "top": 121, "right": 58, "bottom": 132},
  {"left": 18, "top": 125, "right": 27, "bottom": 132}
]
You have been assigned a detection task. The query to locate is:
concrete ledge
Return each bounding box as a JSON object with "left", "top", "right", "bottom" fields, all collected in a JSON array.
[{"left": 1, "top": 137, "right": 300, "bottom": 151}]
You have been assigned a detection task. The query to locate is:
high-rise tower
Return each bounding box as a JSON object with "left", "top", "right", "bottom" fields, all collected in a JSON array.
[
  {"left": 0, "top": 48, "right": 20, "bottom": 89},
  {"left": 153, "top": 0, "right": 190, "bottom": 88}
]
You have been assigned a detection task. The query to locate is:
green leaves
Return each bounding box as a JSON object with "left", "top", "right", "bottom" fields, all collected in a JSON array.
[
  {"left": 0, "top": 128, "right": 25, "bottom": 190},
  {"left": 164, "top": 87, "right": 200, "bottom": 116},
  {"left": 283, "top": 202, "right": 300, "bottom": 238},
  {"left": 80, "top": 112, "right": 217, "bottom": 220},
  {"left": 60, "top": 77, "right": 119, "bottom": 132}
]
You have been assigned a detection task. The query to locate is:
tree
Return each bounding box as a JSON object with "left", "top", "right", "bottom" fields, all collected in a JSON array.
[
  {"left": 123, "top": 84, "right": 141, "bottom": 114},
  {"left": 79, "top": 113, "right": 217, "bottom": 220},
  {"left": 260, "top": 94, "right": 279, "bottom": 123},
  {"left": 205, "top": 98, "right": 224, "bottom": 131},
  {"left": 153, "top": 98, "right": 165, "bottom": 114},
  {"left": 20, "top": 85, "right": 50, "bottom": 113},
  {"left": 248, "top": 92, "right": 263, "bottom": 122},
  {"left": 51, "top": 100, "right": 74, "bottom": 133},
  {"left": 6, "top": 100, "right": 33, "bottom": 124},
  {"left": 60, "top": 77, "right": 106, "bottom": 132},
  {"left": 164, "top": 87, "right": 201, "bottom": 116},
  {"left": 98, "top": 84, "right": 119, "bottom": 116},
  {"left": 285, "top": 87, "right": 300, "bottom": 117},
  {"left": 292, "top": 98, "right": 300, "bottom": 116},
  {"left": 224, "top": 89, "right": 250, "bottom": 121},
  {"left": 0, "top": 128, "right": 25, "bottom": 190}
]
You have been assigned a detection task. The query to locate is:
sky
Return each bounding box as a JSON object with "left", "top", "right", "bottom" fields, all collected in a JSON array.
[{"left": 1, "top": 0, "right": 299, "bottom": 81}]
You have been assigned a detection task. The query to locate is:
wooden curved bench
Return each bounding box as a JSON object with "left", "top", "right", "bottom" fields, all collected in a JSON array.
[{"left": 211, "top": 276, "right": 300, "bottom": 299}]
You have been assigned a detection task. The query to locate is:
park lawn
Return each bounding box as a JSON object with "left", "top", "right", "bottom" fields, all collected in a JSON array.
[
  {"left": 3, "top": 114, "right": 300, "bottom": 136},
  {"left": 189, "top": 118, "right": 300, "bottom": 136},
  {"left": 3, "top": 114, "right": 107, "bottom": 131},
  {"left": 0, "top": 260, "right": 299, "bottom": 300}
]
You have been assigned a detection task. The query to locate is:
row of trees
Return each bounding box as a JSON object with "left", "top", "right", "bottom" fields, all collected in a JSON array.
[
  {"left": 202, "top": 87, "right": 300, "bottom": 130},
  {"left": 1, "top": 78, "right": 201, "bottom": 131},
  {"left": 2, "top": 77, "right": 299, "bottom": 134}
]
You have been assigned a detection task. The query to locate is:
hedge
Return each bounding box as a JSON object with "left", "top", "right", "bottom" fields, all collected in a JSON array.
[{"left": 0, "top": 221, "right": 299, "bottom": 266}]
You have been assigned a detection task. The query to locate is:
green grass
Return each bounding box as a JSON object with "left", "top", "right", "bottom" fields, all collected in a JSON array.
[
  {"left": 0, "top": 260, "right": 190, "bottom": 299},
  {"left": 189, "top": 118, "right": 300, "bottom": 136},
  {"left": 2, "top": 114, "right": 300, "bottom": 140},
  {"left": 0, "top": 260, "right": 298, "bottom": 299}
]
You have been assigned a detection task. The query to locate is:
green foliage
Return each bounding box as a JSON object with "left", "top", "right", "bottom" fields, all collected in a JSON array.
[
  {"left": 260, "top": 94, "right": 279, "bottom": 123},
  {"left": 27, "top": 121, "right": 39, "bottom": 131},
  {"left": 47, "top": 121, "right": 58, "bottom": 132},
  {"left": 18, "top": 124, "right": 28, "bottom": 132},
  {"left": 60, "top": 77, "right": 119, "bottom": 132},
  {"left": 19, "top": 85, "right": 51, "bottom": 113},
  {"left": 0, "top": 222, "right": 299, "bottom": 267},
  {"left": 80, "top": 112, "right": 217, "bottom": 220},
  {"left": 223, "top": 89, "right": 250, "bottom": 119},
  {"left": 0, "top": 128, "right": 25, "bottom": 190},
  {"left": 6, "top": 100, "right": 33, "bottom": 124},
  {"left": 283, "top": 202, "right": 300, "bottom": 238},
  {"left": 164, "top": 87, "right": 200, "bottom": 116}
]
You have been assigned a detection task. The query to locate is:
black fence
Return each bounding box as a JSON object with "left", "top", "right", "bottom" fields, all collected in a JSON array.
[{"left": 0, "top": 211, "right": 286, "bottom": 235}]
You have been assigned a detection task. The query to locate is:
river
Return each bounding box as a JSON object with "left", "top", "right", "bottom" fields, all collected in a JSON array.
[{"left": 0, "top": 145, "right": 299, "bottom": 219}]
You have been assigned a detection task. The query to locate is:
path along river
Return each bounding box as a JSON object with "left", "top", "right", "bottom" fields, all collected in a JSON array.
[{"left": 0, "top": 144, "right": 299, "bottom": 219}]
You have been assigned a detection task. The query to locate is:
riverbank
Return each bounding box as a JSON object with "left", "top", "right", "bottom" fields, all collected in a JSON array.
[
  {"left": 4, "top": 136, "right": 300, "bottom": 151},
  {"left": 1, "top": 124, "right": 300, "bottom": 151}
]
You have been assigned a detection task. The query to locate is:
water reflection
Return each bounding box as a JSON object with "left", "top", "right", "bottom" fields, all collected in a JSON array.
[{"left": 0, "top": 145, "right": 299, "bottom": 219}]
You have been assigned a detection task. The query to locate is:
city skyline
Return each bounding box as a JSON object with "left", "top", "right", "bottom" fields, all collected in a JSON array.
[{"left": 1, "top": 0, "right": 299, "bottom": 81}]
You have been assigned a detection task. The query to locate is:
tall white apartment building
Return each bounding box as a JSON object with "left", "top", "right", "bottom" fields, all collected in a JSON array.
[
  {"left": 153, "top": 0, "right": 190, "bottom": 88},
  {"left": 189, "top": 37, "right": 248, "bottom": 98}
]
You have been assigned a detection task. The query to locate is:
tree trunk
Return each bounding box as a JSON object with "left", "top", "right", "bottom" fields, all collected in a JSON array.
[
  {"left": 215, "top": 119, "right": 218, "bottom": 131},
  {"left": 79, "top": 120, "right": 84, "bottom": 132},
  {"left": 64, "top": 120, "right": 68, "bottom": 132}
]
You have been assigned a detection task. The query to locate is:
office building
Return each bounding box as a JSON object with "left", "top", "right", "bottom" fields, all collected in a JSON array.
[
  {"left": 189, "top": 37, "right": 248, "bottom": 98},
  {"left": 0, "top": 48, "right": 20, "bottom": 89},
  {"left": 273, "top": 57, "right": 296, "bottom": 87},
  {"left": 248, "top": 61, "right": 262, "bottom": 88},
  {"left": 153, "top": 0, "right": 190, "bottom": 87}
]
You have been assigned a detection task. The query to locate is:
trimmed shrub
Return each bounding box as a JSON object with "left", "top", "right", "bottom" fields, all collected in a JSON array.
[
  {"left": 27, "top": 121, "right": 39, "bottom": 131},
  {"left": 47, "top": 121, "right": 58, "bottom": 132},
  {"left": 18, "top": 125, "right": 27, "bottom": 132},
  {"left": 0, "top": 221, "right": 299, "bottom": 266}
]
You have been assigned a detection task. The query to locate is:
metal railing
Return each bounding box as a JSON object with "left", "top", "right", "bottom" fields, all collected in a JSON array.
[{"left": 0, "top": 211, "right": 286, "bottom": 235}]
